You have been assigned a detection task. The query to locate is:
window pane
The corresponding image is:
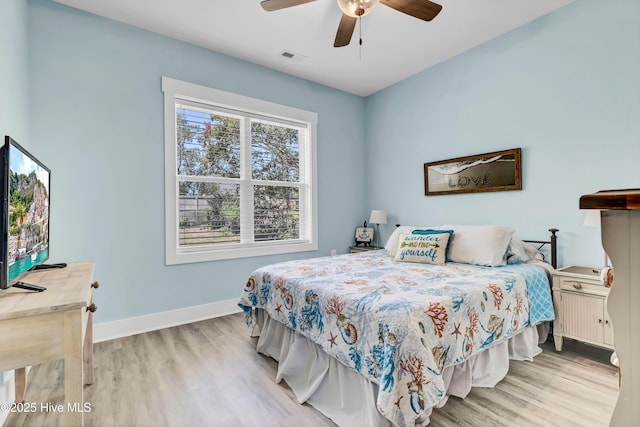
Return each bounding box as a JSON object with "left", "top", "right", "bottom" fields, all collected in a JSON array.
[
  {"left": 178, "top": 181, "right": 240, "bottom": 246},
  {"left": 177, "top": 107, "right": 240, "bottom": 178},
  {"left": 251, "top": 121, "right": 300, "bottom": 182},
  {"left": 254, "top": 186, "right": 299, "bottom": 241}
]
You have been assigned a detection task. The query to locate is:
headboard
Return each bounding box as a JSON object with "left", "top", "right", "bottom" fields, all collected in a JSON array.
[
  {"left": 392, "top": 225, "right": 559, "bottom": 269},
  {"left": 523, "top": 228, "right": 559, "bottom": 269}
]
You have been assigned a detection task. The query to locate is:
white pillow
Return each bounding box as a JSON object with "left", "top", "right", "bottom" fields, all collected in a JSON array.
[
  {"left": 394, "top": 232, "right": 450, "bottom": 265},
  {"left": 384, "top": 226, "right": 418, "bottom": 256},
  {"left": 442, "top": 224, "right": 515, "bottom": 267},
  {"left": 506, "top": 238, "right": 544, "bottom": 264}
]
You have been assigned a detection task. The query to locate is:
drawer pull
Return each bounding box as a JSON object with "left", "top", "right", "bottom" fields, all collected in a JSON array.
[
  {"left": 91, "top": 281, "right": 100, "bottom": 289},
  {"left": 570, "top": 282, "right": 583, "bottom": 290},
  {"left": 87, "top": 303, "right": 97, "bottom": 313}
]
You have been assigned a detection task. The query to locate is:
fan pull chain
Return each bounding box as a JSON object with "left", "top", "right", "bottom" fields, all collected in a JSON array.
[{"left": 359, "top": 16, "right": 363, "bottom": 59}]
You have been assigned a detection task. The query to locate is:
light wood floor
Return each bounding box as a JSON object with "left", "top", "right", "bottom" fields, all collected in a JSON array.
[{"left": 4, "top": 313, "right": 618, "bottom": 427}]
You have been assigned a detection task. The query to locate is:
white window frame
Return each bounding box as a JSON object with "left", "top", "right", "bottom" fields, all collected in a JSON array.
[{"left": 162, "top": 77, "right": 318, "bottom": 264}]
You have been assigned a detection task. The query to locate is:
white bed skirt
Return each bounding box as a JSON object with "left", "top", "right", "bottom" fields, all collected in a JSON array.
[{"left": 253, "top": 309, "right": 549, "bottom": 427}]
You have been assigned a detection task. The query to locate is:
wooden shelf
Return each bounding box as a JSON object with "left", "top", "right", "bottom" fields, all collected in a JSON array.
[{"left": 580, "top": 189, "right": 640, "bottom": 210}]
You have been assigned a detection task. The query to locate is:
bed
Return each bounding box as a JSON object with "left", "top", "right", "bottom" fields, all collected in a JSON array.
[{"left": 237, "top": 225, "right": 558, "bottom": 426}]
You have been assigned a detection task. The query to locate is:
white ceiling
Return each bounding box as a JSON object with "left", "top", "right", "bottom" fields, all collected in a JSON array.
[{"left": 51, "top": 0, "right": 573, "bottom": 97}]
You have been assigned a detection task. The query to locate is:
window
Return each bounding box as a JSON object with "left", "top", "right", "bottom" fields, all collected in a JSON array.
[{"left": 162, "top": 77, "right": 318, "bottom": 264}]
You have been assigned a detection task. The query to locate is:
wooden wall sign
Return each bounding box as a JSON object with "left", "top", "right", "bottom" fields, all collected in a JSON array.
[{"left": 424, "top": 148, "right": 522, "bottom": 196}]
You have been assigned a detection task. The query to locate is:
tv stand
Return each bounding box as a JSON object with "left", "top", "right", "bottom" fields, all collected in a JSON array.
[
  {"left": 28, "top": 262, "right": 67, "bottom": 271},
  {"left": 11, "top": 281, "right": 47, "bottom": 292},
  {"left": 0, "top": 262, "right": 97, "bottom": 427}
]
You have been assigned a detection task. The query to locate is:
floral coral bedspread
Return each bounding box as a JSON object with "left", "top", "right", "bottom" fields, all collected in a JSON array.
[{"left": 237, "top": 250, "right": 554, "bottom": 427}]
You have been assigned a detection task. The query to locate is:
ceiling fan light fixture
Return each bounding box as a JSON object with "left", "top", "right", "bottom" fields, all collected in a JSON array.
[{"left": 336, "top": 0, "right": 380, "bottom": 18}]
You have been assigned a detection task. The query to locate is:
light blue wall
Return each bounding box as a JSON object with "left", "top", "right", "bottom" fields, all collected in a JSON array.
[
  {"left": 28, "top": 0, "right": 366, "bottom": 323},
  {"left": 0, "top": 0, "right": 29, "bottom": 143},
  {"left": 24, "top": 0, "right": 640, "bottom": 325},
  {"left": 0, "top": 0, "right": 28, "bottom": 401},
  {"left": 365, "top": 0, "right": 640, "bottom": 268}
]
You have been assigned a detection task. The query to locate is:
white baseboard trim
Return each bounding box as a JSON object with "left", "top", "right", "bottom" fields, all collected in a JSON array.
[{"left": 94, "top": 298, "right": 242, "bottom": 343}]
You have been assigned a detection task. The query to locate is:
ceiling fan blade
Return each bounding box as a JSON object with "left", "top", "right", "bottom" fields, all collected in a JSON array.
[
  {"left": 260, "top": 0, "right": 318, "bottom": 12},
  {"left": 334, "top": 14, "right": 357, "bottom": 47},
  {"left": 381, "top": 0, "right": 442, "bottom": 21}
]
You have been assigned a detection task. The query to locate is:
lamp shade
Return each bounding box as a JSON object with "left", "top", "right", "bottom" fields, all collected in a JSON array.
[
  {"left": 369, "top": 210, "right": 387, "bottom": 225},
  {"left": 583, "top": 210, "right": 601, "bottom": 227}
]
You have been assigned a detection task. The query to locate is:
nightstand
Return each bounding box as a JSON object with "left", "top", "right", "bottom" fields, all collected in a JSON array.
[
  {"left": 552, "top": 265, "right": 613, "bottom": 351},
  {"left": 349, "top": 246, "right": 383, "bottom": 253}
]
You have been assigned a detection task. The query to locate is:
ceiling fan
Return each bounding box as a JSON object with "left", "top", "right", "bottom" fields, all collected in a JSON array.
[{"left": 260, "top": 0, "right": 443, "bottom": 48}]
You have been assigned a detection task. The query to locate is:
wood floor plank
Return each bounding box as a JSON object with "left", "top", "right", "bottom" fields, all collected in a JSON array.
[{"left": 4, "top": 313, "right": 617, "bottom": 426}]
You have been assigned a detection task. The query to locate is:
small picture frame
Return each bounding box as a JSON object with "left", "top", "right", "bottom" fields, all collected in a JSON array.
[{"left": 355, "top": 227, "right": 374, "bottom": 246}]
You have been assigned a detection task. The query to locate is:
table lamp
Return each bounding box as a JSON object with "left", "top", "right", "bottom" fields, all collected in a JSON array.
[
  {"left": 369, "top": 210, "right": 387, "bottom": 249},
  {"left": 584, "top": 209, "right": 610, "bottom": 269}
]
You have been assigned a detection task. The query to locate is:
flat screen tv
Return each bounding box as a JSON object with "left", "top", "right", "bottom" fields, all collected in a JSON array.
[{"left": 1, "top": 136, "right": 52, "bottom": 291}]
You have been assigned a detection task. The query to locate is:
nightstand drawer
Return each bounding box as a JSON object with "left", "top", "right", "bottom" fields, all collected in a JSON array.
[{"left": 558, "top": 277, "right": 607, "bottom": 296}]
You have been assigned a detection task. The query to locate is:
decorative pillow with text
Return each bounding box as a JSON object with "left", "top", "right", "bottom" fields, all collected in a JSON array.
[{"left": 394, "top": 232, "right": 450, "bottom": 265}]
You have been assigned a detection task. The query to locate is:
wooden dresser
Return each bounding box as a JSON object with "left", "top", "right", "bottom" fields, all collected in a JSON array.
[
  {"left": 0, "top": 261, "right": 97, "bottom": 426},
  {"left": 580, "top": 189, "right": 640, "bottom": 426}
]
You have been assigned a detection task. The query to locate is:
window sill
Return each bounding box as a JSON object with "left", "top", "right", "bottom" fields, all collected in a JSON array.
[{"left": 166, "top": 241, "right": 318, "bottom": 265}]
